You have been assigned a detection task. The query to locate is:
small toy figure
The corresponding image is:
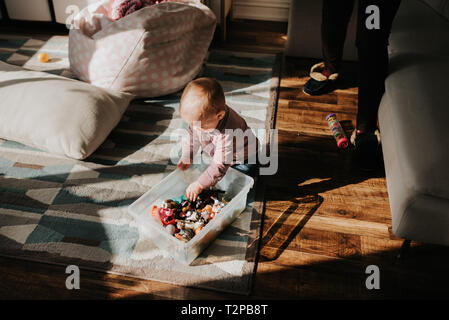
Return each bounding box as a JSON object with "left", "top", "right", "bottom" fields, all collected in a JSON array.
[
  {"left": 200, "top": 210, "right": 210, "bottom": 222},
  {"left": 165, "top": 224, "right": 177, "bottom": 235},
  {"left": 37, "top": 53, "right": 50, "bottom": 63},
  {"left": 212, "top": 199, "right": 223, "bottom": 213},
  {"left": 158, "top": 204, "right": 176, "bottom": 226},
  {"left": 175, "top": 229, "right": 195, "bottom": 242},
  {"left": 326, "top": 113, "right": 349, "bottom": 149}
]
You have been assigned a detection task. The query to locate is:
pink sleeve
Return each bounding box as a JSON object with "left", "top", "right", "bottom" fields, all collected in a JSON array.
[
  {"left": 197, "top": 161, "right": 231, "bottom": 188},
  {"left": 181, "top": 126, "right": 200, "bottom": 162},
  {"left": 197, "top": 133, "right": 233, "bottom": 188}
]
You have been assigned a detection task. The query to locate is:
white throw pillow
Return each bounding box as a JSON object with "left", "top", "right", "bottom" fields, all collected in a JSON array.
[{"left": 0, "top": 61, "right": 132, "bottom": 160}]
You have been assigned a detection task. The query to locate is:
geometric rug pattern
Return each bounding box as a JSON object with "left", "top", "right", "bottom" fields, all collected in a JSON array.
[{"left": 0, "top": 34, "right": 278, "bottom": 295}]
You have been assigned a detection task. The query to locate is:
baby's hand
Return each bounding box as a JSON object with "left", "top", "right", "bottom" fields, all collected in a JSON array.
[
  {"left": 177, "top": 158, "right": 191, "bottom": 171},
  {"left": 185, "top": 181, "right": 204, "bottom": 201}
]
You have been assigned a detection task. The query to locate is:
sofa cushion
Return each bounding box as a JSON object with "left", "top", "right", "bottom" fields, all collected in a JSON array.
[
  {"left": 383, "top": 55, "right": 449, "bottom": 201},
  {"left": 69, "top": 0, "right": 216, "bottom": 98},
  {"left": 389, "top": 0, "right": 449, "bottom": 56},
  {"left": 0, "top": 61, "right": 132, "bottom": 160},
  {"left": 379, "top": 55, "right": 449, "bottom": 243},
  {"left": 422, "top": 0, "right": 449, "bottom": 20}
]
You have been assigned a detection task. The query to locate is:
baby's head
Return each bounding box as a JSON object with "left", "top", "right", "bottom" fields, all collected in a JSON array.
[{"left": 180, "top": 77, "right": 226, "bottom": 131}]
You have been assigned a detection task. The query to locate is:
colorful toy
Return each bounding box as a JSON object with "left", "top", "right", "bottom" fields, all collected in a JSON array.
[
  {"left": 158, "top": 207, "right": 176, "bottom": 226},
  {"left": 150, "top": 188, "right": 226, "bottom": 242},
  {"left": 326, "top": 113, "right": 349, "bottom": 149},
  {"left": 110, "top": 0, "right": 169, "bottom": 20},
  {"left": 37, "top": 53, "right": 50, "bottom": 63}
]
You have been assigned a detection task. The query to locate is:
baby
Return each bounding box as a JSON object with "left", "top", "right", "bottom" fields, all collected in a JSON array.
[{"left": 178, "top": 77, "right": 258, "bottom": 201}]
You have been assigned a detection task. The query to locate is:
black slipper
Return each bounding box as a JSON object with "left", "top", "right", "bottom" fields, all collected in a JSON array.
[
  {"left": 303, "top": 78, "right": 334, "bottom": 95},
  {"left": 302, "top": 62, "right": 339, "bottom": 96}
]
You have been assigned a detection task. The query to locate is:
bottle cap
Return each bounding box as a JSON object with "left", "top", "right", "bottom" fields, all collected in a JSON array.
[{"left": 337, "top": 137, "right": 349, "bottom": 149}]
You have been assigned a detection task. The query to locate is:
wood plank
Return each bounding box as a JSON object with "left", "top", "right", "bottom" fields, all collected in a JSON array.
[
  {"left": 262, "top": 209, "right": 391, "bottom": 239},
  {"left": 279, "top": 98, "right": 358, "bottom": 114},
  {"left": 279, "top": 87, "right": 339, "bottom": 105}
]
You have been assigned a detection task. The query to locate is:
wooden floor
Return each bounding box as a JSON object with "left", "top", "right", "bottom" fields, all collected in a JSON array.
[{"left": 2, "top": 20, "right": 449, "bottom": 300}]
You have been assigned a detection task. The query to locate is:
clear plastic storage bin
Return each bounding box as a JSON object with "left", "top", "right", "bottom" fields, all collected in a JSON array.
[{"left": 128, "top": 163, "right": 254, "bottom": 265}]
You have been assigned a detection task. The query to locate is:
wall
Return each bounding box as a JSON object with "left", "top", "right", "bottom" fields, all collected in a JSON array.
[
  {"left": 4, "top": 0, "right": 52, "bottom": 21},
  {"left": 232, "top": 0, "right": 290, "bottom": 22},
  {"left": 285, "top": 0, "right": 358, "bottom": 61},
  {"left": 210, "top": 0, "right": 233, "bottom": 25},
  {"left": 52, "top": 0, "right": 100, "bottom": 24}
]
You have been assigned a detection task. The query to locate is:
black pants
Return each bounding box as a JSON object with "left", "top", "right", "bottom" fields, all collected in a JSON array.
[{"left": 321, "top": 0, "right": 401, "bottom": 133}]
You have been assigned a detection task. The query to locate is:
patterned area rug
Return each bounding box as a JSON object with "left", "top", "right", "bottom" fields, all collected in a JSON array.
[{"left": 0, "top": 35, "right": 279, "bottom": 295}]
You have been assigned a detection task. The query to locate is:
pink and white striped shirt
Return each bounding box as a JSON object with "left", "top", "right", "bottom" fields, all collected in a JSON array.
[{"left": 181, "top": 105, "right": 258, "bottom": 188}]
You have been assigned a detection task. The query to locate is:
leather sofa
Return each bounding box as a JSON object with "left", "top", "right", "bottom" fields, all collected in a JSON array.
[{"left": 379, "top": 0, "right": 449, "bottom": 245}]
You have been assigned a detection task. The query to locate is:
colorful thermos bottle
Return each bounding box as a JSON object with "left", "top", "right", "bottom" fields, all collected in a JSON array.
[{"left": 326, "top": 113, "right": 349, "bottom": 149}]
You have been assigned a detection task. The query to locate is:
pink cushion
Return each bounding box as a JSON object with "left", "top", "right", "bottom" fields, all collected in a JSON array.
[{"left": 69, "top": 0, "right": 216, "bottom": 97}]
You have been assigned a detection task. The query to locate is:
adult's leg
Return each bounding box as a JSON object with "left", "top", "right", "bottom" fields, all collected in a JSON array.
[
  {"left": 321, "top": 0, "right": 355, "bottom": 74},
  {"left": 304, "top": 0, "right": 355, "bottom": 96},
  {"left": 356, "top": 0, "right": 402, "bottom": 133}
]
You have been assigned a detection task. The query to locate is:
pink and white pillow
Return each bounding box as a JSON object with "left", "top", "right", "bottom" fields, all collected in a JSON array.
[{"left": 69, "top": 0, "right": 216, "bottom": 98}]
